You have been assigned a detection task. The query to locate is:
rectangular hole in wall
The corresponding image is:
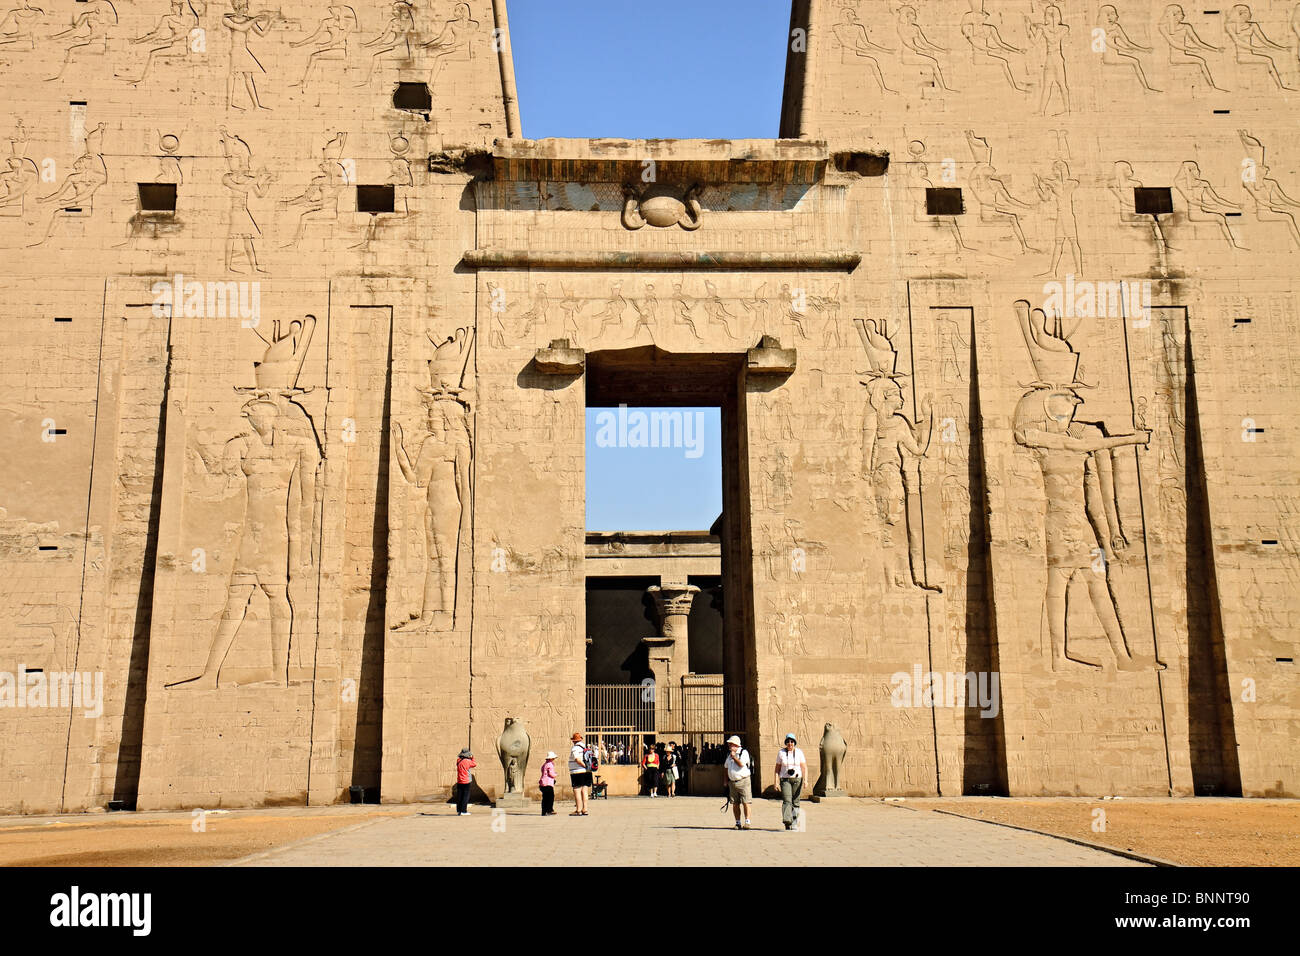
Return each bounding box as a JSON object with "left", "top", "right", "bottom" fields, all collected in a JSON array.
[
  {"left": 1234, "top": 318, "right": 1251, "bottom": 325},
  {"left": 393, "top": 82, "right": 432, "bottom": 112},
  {"left": 1134, "top": 187, "right": 1174, "bottom": 216},
  {"left": 356, "top": 185, "right": 396, "bottom": 214},
  {"left": 38, "top": 545, "right": 57, "bottom": 551},
  {"left": 137, "top": 183, "right": 177, "bottom": 213},
  {"left": 54, "top": 317, "right": 72, "bottom": 323},
  {"left": 926, "top": 187, "right": 964, "bottom": 216}
]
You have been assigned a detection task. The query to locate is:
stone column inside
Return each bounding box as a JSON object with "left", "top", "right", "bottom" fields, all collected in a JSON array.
[{"left": 643, "top": 583, "right": 700, "bottom": 736}]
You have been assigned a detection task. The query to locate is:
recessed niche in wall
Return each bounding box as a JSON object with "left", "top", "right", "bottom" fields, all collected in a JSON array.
[
  {"left": 393, "top": 82, "right": 432, "bottom": 112},
  {"left": 926, "top": 187, "right": 964, "bottom": 216},
  {"left": 1133, "top": 187, "right": 1173, "bottom": 216},
  {"left": 357, "top": 185, "right": 396, "bottom": 214},
  {"left": 137, "top": 183, "right": 177, "bottom": 213}
]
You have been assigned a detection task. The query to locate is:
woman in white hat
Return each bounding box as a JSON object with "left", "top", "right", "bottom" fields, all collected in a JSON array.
[
  {"left": 539, "top": 750, "right": 558, "bottom": 815},
  {"left": 773, "top": 733, "right": 807, "bottom": 830}
]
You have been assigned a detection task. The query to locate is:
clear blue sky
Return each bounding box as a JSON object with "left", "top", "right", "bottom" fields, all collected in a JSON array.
[
  {"left": 508, "top": 0, "right": 792, "bottom": 139},
  {"left": 509, "top": 5, "right": 788, "bottom": 529},
  {"left": 586, "top": 408, "right": 723, "bottom": 531}
]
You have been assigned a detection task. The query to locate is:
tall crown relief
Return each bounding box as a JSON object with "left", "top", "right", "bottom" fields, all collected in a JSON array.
[{"left": 1014, "top": 299, "right": 1088, "bottom": 389}]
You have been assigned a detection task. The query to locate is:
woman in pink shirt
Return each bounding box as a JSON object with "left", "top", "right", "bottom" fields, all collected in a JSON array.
[
  {"left": 539, "top": 750, "right": 558, "bottom": 816},
  {"left": 455, "top": 748, "right": 476, "bottom": 816}
]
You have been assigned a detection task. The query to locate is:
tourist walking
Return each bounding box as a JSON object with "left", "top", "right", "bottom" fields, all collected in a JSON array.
[
  {"left": 454, "top": 747, "right": 476, "bottom": 816},
  {"left": 642, "top": 744, "right": 661, "bottom": 797},
  {"left": 724, "top": 735, "right": 754, "bottom": 829},
  {"left": 663, "top": 742, "right": 678, "bottom": 797},
  {"left": 539, "top": 750, "right": 557, "bottom": 815},
  {"left": 569, "top": 732, "right": 592, "bottom": 816},
  {"left": 774, "top": 733, "right": 807, "bottom": 830}
]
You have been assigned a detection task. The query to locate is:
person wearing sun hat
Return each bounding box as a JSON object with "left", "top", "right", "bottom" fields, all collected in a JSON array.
[
  {"left": 724, "top": 735, "right": 754, "bottom": 829},
  {"left": 568, "top": 732, "right": 592, "bottom": 815},
  {"left": 539, "top": 750, "right": 558, "bottom": 816},
  {"left": 773, "top": 733, "right": 807, "bottom": 830}
]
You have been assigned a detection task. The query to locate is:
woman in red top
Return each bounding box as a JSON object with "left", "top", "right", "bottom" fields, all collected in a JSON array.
[{"left": 455, "top": 748, "right": 476, "bottom": 815}]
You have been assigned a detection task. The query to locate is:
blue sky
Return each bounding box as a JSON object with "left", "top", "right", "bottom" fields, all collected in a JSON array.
[
  {"left": 509, "top": 4, "right": 791, "bottom": 530},
  {"left": 508, "top": 0, "right": 792, "bottom": 140},
  {"left": 586, "top": 408, "right": 723, "bottom": 531}
]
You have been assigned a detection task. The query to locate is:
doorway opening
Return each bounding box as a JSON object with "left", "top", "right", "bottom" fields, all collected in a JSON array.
[{"left": 583, "top": 346, "right": 755, "bottom": 792}]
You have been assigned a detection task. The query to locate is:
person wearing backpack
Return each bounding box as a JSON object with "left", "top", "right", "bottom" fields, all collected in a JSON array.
[
  {"left": 724, "top": 735, "right": 754, "bottom": 829},
  {"left": 568, "top": 732, "right": 593, "bottom": 816},
  {"left": 454, "top": 748, "right": 476, "bottom": 816}
]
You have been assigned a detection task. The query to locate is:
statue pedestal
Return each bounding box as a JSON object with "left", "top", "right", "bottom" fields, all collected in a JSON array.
[
  {"left": 809, "top": 789, "right": 847, "bottom": 802},
  {"left": 495, "top": 791, "right": 529, "bottom": 808}
]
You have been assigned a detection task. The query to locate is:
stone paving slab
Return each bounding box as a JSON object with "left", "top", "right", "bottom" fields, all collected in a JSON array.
[{"left": 232, "top": 798, "right": 1149, "bottom": 867}]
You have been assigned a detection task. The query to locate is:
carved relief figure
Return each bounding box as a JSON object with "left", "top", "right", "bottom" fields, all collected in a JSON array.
[
  {"left": 966, "top": 131, "right": 1038, "bottom": 254},
  {"left": 621, "top": 183, "right": 702, "bottom": 230},
  {"left": 358, "top": 0, "right": 416, "bottom": 87},
  {"left": 832, "top": 5, "right": 897, "bottom": 94},
  {"left": 672, "top": 283, "right": 699, "bottom": 338},
  {"left": 1174, "top": 160, "right": 1243, "bottom": 249},
  {"left": 1034, "top": 160, "right": 1082, "bottom": 275},
  {"left": 291, "top": 5, "right": 358, "bottom": 91},
  {"left": 593, "top": 284, "right": 628, "bottom": 337},
  {"left": 518, "top": 283, "right": 550, "bottom": 338},
  {"left": 422, "top": 1, "right": 478, "bottom": 89},
  {"left": 909, "top": 140, "right": 971, "bottom": 253},
  {"left": 391, "top": 330, "right": 474, "bottom": 632},
  {"left": 701, "top": 280, "right": 736, "bottom": 338},
  {"left": 1025, "top": 4, "right": 1070, "bottom": 114},
  {"left": 45, "top": 0, "right": 117, "bottom": 81},
  {"left": 1239, "top": 130, "right": 1300, "bottom": 247},
  {"left": 0, "top": 0, "right": 44, "bottom": 50},
  {"left": 0, "top": 121, "right": 39, "bottom": 218},
  {"left": 628, "top": 283, "right": 660, "bottom": 341},
  {"left": 1111, "top": 160, "right": 1168, "bottom": 247},
  {"left": 354, "top": 134, "right": 413, "bottom": 247},
  {"left": 116, "top": 0, "right": 204, "bottom": 85},
  {"left": 1011, "top": 300, "right": 1159, "bottom": 673},
  {"left": 960, "top": 0, "right": 1026, "bottom": 92},
  {"left": 223, "top": 0, "right": 275, "bottom": 110},
  {"left": 1098, "top": 4, "right": 1160, "bottom": 91},
  {"left": 1159, "top": 4, "right": 1226, "bottom": 91},
  {"left": 280, "top": 133, "right": 347, "bottom": 245},
  {"left": 219, "top": 127, "right": 272, "bottom": 273},
  {"left": 30, "top": 123, "right": 107, "bottom": 247},
  {"left": 896, "top": 5, "right": 955, "bottom": 91},
  {"left": 170, "top": 317, "right": 322, "bottom": 690},
  {"left": 1224, "top": 5, "right": 1295, "bottom": 90}
]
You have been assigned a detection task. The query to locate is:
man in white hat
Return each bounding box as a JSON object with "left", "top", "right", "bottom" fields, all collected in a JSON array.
[
  {"left": 724, "top": 735, "right": 753, "bottom": 829},
  {"left": 773, "top": 733, "right": 807, "bottom": 830}
]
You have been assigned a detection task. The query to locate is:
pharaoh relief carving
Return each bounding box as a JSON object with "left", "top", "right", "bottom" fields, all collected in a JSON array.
[
  {"left": 856, "top": 317, "right": 938, "bottom": 593},
  {"left": 391, "top": 328, "right": 474, "bottom": 632},
  {"left": 1159, "top": 4, "right": 1227, "bottom": 92},
  {"left": 1174, "top": 160, "right": 1244, "bottom": 249},
  {"left": 895, "top": 5, "right": 955, "bottom": 91},
  {"left": 219, "top": 127, "right": 273, "bottom": 273},
  {"left": 170, "top": 316, "right": 323, "bottom": 690},
  {"left": 291, "top": 5, "right": 358, "bottom": 92},
  {"left": 280, "top": 132, "right": 347, "bottom": 246},
  {"left": 1225, "top": 4, "right": 1295, "bottom": 91},
  {"left": 1097, "top": 5, "right": 1160, "bottom": 92},
  {"left": 965, "top": 131, "right": 1038, "bottom": 255},
  {"left": 223, "top": 0, "right": 277, "bottom": 110},
  {"left": 1010, "top": 300, "right": 1161, "bottom": 673},
  {"left": 116, "top": 1, "right": 205, "bottom": 86},
  {"left": 29, "top": 122, "right": 107, "bottom": 247},
  {"left": 833, "top": 5, "right": 897, "bottom": 94},
  {"left": 46, "top": 0, "right": 117, "bottom": 81},
  {"left": 0, "top": 0, "right": 44, "bottom": 50},
  {"left": 0, "top": 120, "right": 39, "bottom": 220},
  {"left": 358, "top": 1, "right": 416, "bottom": 87},
  {"left": 1024, "top": 4, "right": 1070, "bottom": 115},
  {"left": 423, "top": 2, "right": 478, "bottom": 89},
  {"left": 1033, "top": 160, "right": 1081, "bottom": 276},
  {"left": 961, "top": 0, "right": 1027, "bottom": 93},
  {"left": 1239, "top": 130, "right": 1300, "bottom": 248},
  {"left": 621, "top": 183, "right": 702, "bottom": 231}
]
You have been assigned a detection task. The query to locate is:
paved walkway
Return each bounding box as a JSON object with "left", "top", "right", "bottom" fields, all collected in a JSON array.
[{"left": 233, "top": 798, "right": 1148, "bottom": 867}]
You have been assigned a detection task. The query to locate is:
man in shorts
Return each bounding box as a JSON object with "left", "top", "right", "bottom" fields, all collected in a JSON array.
[
  {"left": 724, "top": 735, "right": 753, "bottom": 829},
  {"left": 569, "top": 732, "right": 592, "bottom": 816}
]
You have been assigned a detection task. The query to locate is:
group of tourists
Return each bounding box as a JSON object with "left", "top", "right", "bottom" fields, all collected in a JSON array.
[{"left": 452, "top": 731, "right": 809, "bottom": 829}]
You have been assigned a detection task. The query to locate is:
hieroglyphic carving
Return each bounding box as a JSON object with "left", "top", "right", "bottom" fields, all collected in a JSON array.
[
  {"left": 1033, "top": 160, "right": 1082, "bottom": 275},
  {"left": 1159, "top": 4, "right": 1227, "bottom": 92},
  {"left": 1025, "top": 4, "right": 1070, "bottom": 115},
  {"left": 1239, "top": 130, "right": 1300, "bottom": 248},
  {"left": 1225, "top": 4, "right": 1295, "bottom": 91},
  {"left": 45, "top": 0, "right": 117, "bottom": 81},
  {"left": 423, "top": 1, "right": 478, "bottom": 89},
  {"left": 219, "top": 127, "right": 272, "bottom": 273},
  {"left": 965, "top": 131, "right": 1038, "bottom": 254},
  {"left": 628, "top": 282, "right": 660, "bottom": 342},
  {"left": 960, "top": 0, "right": 1026, "bottom": 92},
  {"left": 856, "top": 317, "right": 938, "bottom": 592},
  {"left": 1098, "top": 5, "right": 1161, "bottom": 92},
  {"left": 1111, "top": 160, "right": 1169, "bottom": 249},
  {"left": 116, "top": 1, "right": 205, "bottom": 86},
  {"left": 0, "top": 0, "right": 44, "bottom": 50},
  {"left": 1010, "top": 299, "right": 1159, "bottom": 672},
  {"left": 223, "top": 0, "right": 276, "bottom": 110},
  {"left": 0, "top": 120, "right": 38, "bottom": 219},
  {"left": 354, "top": 134, "right": 414, "bottom": 247},
  {"left": 833, "top": 5, "right": 896, "bottom": 94},
  {"left": 908, "top": 140, "right": 970, "bottom": 254},
  {"left": 30, "top": 123, "right": 106, "bottom": 247},
  {"left": 391, "top": 329, "right": 474, "bottom": 632},
  {"left": 896, "top": 5, "right": 955, "bottom": 91},
  {"left": 1175, "top": 160, "right": 1243, "bottom": 249},
  {"left": 280, "top": 132, "right": 347, "bottom": 246},
  {"left": 291, "top": 5, "right": 358, "bottom": 92},
  {"left": 169, "top": 316, "right": 322, "bottom": 689},
  {"left": 358, "top": 0, "right": 416, "bottom": 87}
]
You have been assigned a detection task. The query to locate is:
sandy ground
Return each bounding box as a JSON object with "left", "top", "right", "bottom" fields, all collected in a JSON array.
[
  {"left": 0, "top": 798, "right": 1295, "bottom": 866},
  {"left": 0, "top": 805, "right": 413, "bottom": 867},
  {"left": 907, "top": 797, "right": 1300, "bottom": 866}
]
